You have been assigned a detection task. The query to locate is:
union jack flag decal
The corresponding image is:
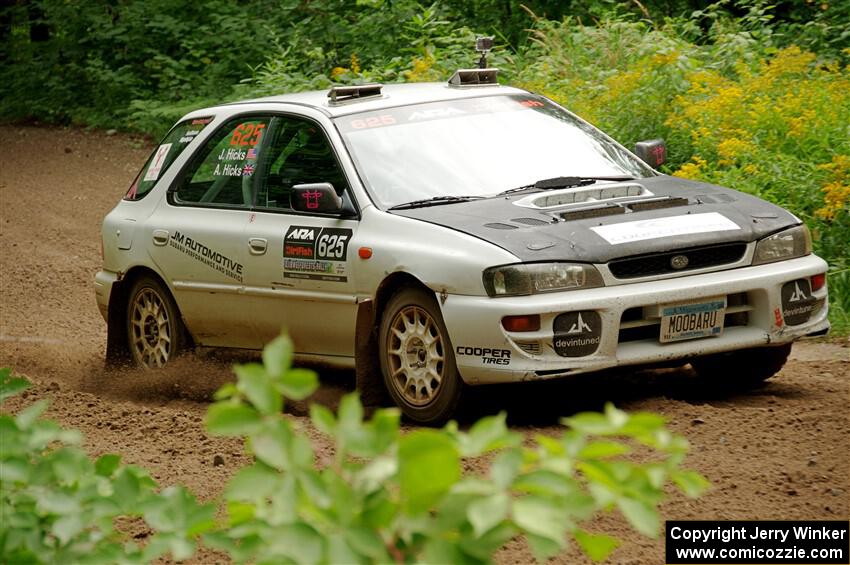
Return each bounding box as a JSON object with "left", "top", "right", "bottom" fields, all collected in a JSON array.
[{"left": 242, "top": 162, "right": 255, "bottom": 176}]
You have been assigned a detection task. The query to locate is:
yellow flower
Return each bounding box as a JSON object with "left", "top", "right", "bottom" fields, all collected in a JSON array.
[
  {"left": 350, "top": 53, "right": 361, "bottom": 75},
  {"left": 331, "top": 67, "right": 348, "bottom": 79},
  {"left": 674, "top": 156, "right": 707, "bottom": 180}
]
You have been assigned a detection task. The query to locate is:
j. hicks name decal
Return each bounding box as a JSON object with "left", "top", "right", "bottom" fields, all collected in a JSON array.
[{"left": 283, "top": 225, "right": 352, "bottom": 282}]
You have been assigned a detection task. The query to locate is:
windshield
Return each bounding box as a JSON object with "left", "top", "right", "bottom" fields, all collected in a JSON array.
[{"left": 335, "top": 94, "right": 655, "bottom": 209}]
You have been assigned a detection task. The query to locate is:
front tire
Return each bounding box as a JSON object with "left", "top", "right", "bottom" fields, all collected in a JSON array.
[
  {"left": 126, "top": 276, "right": 186, "bottom": 368},
  {"left": 378, "top": 287, "right": 463, "bottom": 425},
  {"left": 689, "top": 343, "right": 792, "bottom": 387}
]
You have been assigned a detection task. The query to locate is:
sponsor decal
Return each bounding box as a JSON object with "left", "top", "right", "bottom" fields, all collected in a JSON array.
[
  {"left": 590, "top": 212, "right": 741, "bottom": 245},
  {"left": 781, "top": 279, "right": 820, "bottom": 326},
  {"left": 229, "top": 122, "right": 266, "bottom": 147},
  {"left": 774, "top": 307, "right": 784, "bottom": 328},
  {"left": 349, "top": 115, "right": 396, "bottom": 130},
  {"left": 283, "top": 225, "right": 352, "bottom": 282},
  {"left": 143, "top": 143, "right": 172, "bottom": 182},
  {"left": 169, "top": 231, "right": 243, "bottom": 282},
  {"left": 301, "top": 189, "right": 322, "bottom": 210},
  {"left": 553, "top": 311, "right": 602, "bottom": 357},
  {"left": 178, "top": 129, "right": 202, "bottom": 144},
  {"left": 191, "top": 117, "right": 213, "bottom": 125},
  {"left": 455, "top": 346, "right": 511, "bottom": 366}
]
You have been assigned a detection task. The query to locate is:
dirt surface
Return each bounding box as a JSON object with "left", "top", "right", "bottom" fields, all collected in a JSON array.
[{"left": 1, "top": 125, "right": 848, "bottom": 563}]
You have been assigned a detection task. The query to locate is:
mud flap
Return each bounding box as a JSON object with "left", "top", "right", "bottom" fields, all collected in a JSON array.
[
  {"left": 355, "top": 299, "right": 388, "bottom": 407},
  {"left": 105, "top": 280, "right": 131, "bottom": 368}
]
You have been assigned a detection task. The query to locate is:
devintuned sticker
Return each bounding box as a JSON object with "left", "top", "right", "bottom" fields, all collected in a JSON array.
[{"left": 283, "top": 225, "right": 352, "bottom": 282}]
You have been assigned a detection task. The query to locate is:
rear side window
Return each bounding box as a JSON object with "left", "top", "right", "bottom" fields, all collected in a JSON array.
[
  {"left": 172, "top": 116, "right": 270, "bottom": 208},
  {"left": 125, "top": 117, "right": 213, "bottom": 201}
]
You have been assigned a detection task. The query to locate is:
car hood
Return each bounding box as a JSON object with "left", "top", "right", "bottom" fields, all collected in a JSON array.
[{"left": 390, "top": 175, "right": 799, "bottom": 263}]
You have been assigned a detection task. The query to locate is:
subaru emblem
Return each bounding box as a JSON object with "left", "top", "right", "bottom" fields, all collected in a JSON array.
[{"left": 670, "top": 254, "right": 689, "bottom": 270}]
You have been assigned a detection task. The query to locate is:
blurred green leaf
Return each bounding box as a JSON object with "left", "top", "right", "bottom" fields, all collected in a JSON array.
[
  {"left": 206, "top": 403, "right": 262, "bottom": 436},
  {"left": 467, "top": 493, "right": 509, "bottom": 537},
  {"left": 262, "top": 334, "right": 293, "bottom": 378},
  {"left": 279, "top": 368, "right": 318, "bottom": 400},
  {"left": 0, "top": 369, "right": 29, "bottom": 402},
  {"left": 671, "top": 469, "right": 711, "bottom": 498},
  {"left": 235, "top": 363, "right": 281, "bottom": 415},
  {"left": 616, "top": 497, "right": 659, "bottom": 537},
  {"left": 574, "top": 529, "right": 621, "bottom": 561},
  {"left": 398, "top": 430, "right": 460, "bottom": 514}
]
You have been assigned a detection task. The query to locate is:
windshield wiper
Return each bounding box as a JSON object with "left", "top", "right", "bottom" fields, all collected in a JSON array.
[
  {"left": 387, "top": 195, "right": 484, "bottom": 210},
  {"left": 498, "top": 175, "right": 635, "bottom": 196}
]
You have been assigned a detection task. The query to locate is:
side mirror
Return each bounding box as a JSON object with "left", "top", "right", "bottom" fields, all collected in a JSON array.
[
  {"left": 291, "top": 182, "right": 343, "bottom": 214},
  {"left": 634, "top": 139, "right": 667, "bottom": 168}
]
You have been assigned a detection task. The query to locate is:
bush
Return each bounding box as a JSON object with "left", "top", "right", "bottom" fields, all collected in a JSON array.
[
  {"left": 1, "top": 336, "right": 709, "bottom": 563},
  {"left": 0, "top": 368, "right": 215, "bottom": 563}
]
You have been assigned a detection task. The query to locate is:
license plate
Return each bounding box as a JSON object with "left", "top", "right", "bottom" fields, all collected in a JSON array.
[{"left": 659, "top": 297, "right": 726, "bottom": 343}]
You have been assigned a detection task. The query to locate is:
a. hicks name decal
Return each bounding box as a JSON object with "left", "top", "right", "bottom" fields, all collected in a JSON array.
[
  {"left": 283, "top": 225, "right": 352, "bottom": 282},
  {"left": 169, "top": 231, "right": 243, "bottom": 282}
]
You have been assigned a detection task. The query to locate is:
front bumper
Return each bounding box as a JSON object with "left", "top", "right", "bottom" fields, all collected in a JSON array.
[{"left": 441, "top": 254, "right": 829, "bottom": 384}]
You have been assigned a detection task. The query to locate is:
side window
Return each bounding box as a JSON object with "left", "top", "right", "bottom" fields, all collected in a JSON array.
[
  {"left": 125, "top": 116, "right": 213, "bottom": 201},
  {"left": 173, "top": 116, "right": 270, "bottom": 207},
  {"left": 256, "top": 115, "right": 349, "bottom": 211}
]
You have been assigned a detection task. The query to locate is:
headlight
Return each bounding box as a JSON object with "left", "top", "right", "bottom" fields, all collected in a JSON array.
[
  {"left": 753, "top": 224, "right": 812, "bottom": 265},
  {"left": 483, "top": 263, "right": 604, "bottom": 297}
]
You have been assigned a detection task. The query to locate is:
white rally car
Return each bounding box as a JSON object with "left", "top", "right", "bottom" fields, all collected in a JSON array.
[{"left": 96, "top": 72, "right": 829, "bottom": 424}]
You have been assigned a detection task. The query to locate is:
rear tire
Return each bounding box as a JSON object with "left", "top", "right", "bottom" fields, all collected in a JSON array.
[
  {"left": 689, "top": 343, "right": 792, "bottom": 387},
  {"left": 378, "top": 287, "right": 463, "bottom": 425},
  {"left": 126, "top": 276, "right": 186, "bottom": 368}
]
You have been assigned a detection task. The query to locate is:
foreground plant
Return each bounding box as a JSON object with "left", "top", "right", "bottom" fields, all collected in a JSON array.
[
  {"left": 0, "top": 368, "right": 214, "bottom": 563},
  {"left": 205, "top": 336, "right": 709, "bottom": 563}
]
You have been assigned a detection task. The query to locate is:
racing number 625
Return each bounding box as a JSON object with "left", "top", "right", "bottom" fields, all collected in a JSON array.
[{"left": 317, "top": 234, "right": 348, "bottom": 259}]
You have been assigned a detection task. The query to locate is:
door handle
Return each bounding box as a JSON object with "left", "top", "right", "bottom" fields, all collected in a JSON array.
[
  {"left": 248, "top": 237, "right": 268, "bottom": 255},
  {"left": 152, "top": 229, "right": 169, "bottom": 246}
]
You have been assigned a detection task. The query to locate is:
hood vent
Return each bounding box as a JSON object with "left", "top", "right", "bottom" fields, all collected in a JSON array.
[
  {"left": 511, "top": 217, "right": 549, "bottom": 226},
  {"left": 484, "top": 222, "right": 518, "bottom": 230},
  {"left": 626, "top": 197, "right": 689, "bottom": 212},
  {"left": 561, "top": 204, "right": 625, "bottom": 221}
]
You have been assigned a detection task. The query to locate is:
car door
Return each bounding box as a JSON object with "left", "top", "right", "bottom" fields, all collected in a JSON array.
[
  {"left": 241, "top": 114, "right": 360, "bottom": 358},
  {"left": 146, "top": 115, "right": 272, "bottom": 349}
]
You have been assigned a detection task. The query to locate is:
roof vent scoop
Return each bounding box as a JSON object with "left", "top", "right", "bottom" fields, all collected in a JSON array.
[
  {"left": 448, "top": 68, "right": 499, "bottom": 87},
  {"left": 448, "top": 37, "right": 499, "bottom": 87},
  {"left": 327, "top": 84, "right": 383, "bottom": 105}
]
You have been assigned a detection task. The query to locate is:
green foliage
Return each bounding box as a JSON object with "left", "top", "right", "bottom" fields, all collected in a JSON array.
[
  {"left": 2, "top": 338, "right": 708, "bottom": 563},
  {"left": 204, "top": 335, "right": 707, "bottom": 563},
  {"left": 0, "top": 368, "right": 215, "bottom": 564}
]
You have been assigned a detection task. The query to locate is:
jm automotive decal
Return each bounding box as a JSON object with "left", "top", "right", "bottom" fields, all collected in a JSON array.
[
  {"left": 283, "top": 225, "right": 352, "bottom": 282},
  {"left": 169, "top": 231, "right": 244, "bottom": 282}
]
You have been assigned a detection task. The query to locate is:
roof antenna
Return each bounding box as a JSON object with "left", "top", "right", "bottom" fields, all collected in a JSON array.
[{"left": 475, "top": 37, "right": 494, "bottom": 69}]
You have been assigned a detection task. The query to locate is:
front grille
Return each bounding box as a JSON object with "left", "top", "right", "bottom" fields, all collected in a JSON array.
[
  {"left": 618, "top": 292, "right": 750, "bottom": 344},
  {"left": 608, "top": 243, "right": 747, "bottom": 279}
]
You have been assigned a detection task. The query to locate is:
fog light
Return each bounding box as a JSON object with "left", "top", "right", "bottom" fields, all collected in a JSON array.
[
  {"left": 811, "top": 273, "right": 826, "bottom": 292},
  {"left": 501, "top": 314, "right": 540, "bottom": 332}
]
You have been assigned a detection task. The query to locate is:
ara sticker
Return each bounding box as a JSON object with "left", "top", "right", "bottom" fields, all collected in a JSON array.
[
  {"left": 283, "top": 225, "right": 352, "bottom": 282},
  {"left": 143, "top": 143, "right": 172, "bottom": 182}
]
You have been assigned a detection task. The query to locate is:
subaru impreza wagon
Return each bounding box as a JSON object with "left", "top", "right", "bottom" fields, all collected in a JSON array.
[{"left": 95, "top": 72, "right": 829, "bottom": 424}]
